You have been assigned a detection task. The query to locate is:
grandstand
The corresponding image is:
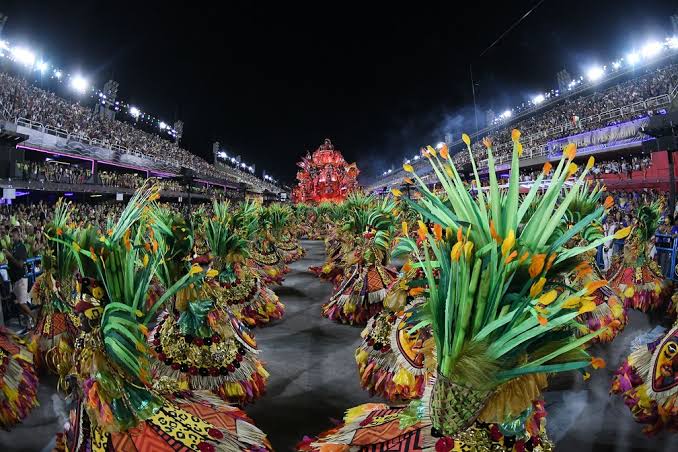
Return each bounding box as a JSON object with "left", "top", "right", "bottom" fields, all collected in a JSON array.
[
  {"left": 368, "top": 42, "right": 678, "bottom": 194},
  {"left": 0, "top": 45, "right": 285, "bottom": 203}
]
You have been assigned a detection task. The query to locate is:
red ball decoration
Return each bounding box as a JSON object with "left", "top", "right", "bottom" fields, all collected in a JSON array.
[{"left": 197, "top": 441, "right": 216, "bottom": 452}]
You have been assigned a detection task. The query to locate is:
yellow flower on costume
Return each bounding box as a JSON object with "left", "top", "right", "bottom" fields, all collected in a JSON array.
[{"left": 538, "top": 290, "right": 558, "bottom": 306}]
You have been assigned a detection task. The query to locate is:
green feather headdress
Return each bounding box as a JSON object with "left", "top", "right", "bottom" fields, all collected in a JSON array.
[{"left": 395, "top": 136, "right": 615, "bottom": 388}]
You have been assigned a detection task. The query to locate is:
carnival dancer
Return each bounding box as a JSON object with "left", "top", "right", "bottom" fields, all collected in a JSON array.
[
  {"left": 300, "top": 134, "right": 612, "bottom": 451},
  {"left": 53, "top": 185, "right": 272, "bottom": 451},
  {"left": 554, "top": 182, "right": 628, "bottom": 343},
  {"left": 268, "top": 204, "right": 304, "bottom": 263},
  {"left": 29, "top": 199, "right": 80, "bottom": 374},
  {"left": 355, "top": 263, "right": 433, "bottom": 401},
  {"left": 202, "top": 201, "right": 284, "bottom": 327},
  {"left": 607, "top": 201, "right": 673, "bottom": 312},
  {"left": 321, "top": 196, "right": 399, "bottom": 325},
  {"left": 251, "top": 205, "right": 289, "bottom": 285},
  {"left": 148, "top": 207, "right": 269, "bottom": 405},
  {"left": 611, "top": 320, "right": 678, "bottom": 434}
]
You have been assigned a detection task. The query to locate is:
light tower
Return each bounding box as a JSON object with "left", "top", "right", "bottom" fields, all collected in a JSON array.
[
  {"left": 556, "top": 69, "right": 571, "bottom": 93},
  {"left": 94, "top": 80, "right": 119, "bottom": 120},
  {"left": 173, "top": 120, "right": 184, "bottom": 143}
]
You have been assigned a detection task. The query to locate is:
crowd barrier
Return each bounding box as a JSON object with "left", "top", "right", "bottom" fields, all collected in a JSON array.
[{"left": 0, "top": 256, "right": 43, "bottom": 287}]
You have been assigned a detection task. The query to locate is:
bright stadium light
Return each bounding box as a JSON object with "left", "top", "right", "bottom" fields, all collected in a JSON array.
[
  {"left": 218, "top": 151, "right": 227, "bottom": 159},
  {"left": 53, "top": 69, "right": 62, "bottom": 79},
  {"left": 36, "top": 61, "right": 49, "bottom": 72},
  {"left": 11, "top": 46, "right": 36, "bottom": 67},
  {"left": 0, "top": 40, "right": 9, "bottom": 52},
  {"left": 70, "top": 75, "right": 89, "bottom": 93},
  {"left": 586, "top": 66, "right": 604, "bottom": 81},
  {"left": 129, "top": 106, "right": 140, "bottom": 118},
  {"left": 436, "top": 142, "right": 446, "bottom": 149},
  {"left": 404, "top": 159, "right": 410, "bottom": 164},
  {"left": 159, "top": 121, "right": 167, "bottom": 130},
  {"left": 413, "top": 155, "right": 420, "bottom": 161},
  {"left": 641, "top": 41, "right": 662, "bottom": 58},
  {"left": 611, "top": 60, "right": 622, "bottom": 70},
  {"left": 668, "top": 36, "right": 678, "bottom": 50},
  {"left": 500, "top": 110, "right": 512, "bottom": 119},
  {"left": 626, "top": 52, "right": 640, "bottom": 65},
  {"left": 532, "top": 94, "right": 545, "bottom": 104}
]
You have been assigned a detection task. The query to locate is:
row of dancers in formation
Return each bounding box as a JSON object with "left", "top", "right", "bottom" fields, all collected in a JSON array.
[
  {"left": 1, "top": 130, "right": 676, "bottom": 451},
  {"left": 1, "top": 195, "right": 306, "bottom": 450},
  {"left": 301, "top": 133, "right": 678, "bottom": 450}
]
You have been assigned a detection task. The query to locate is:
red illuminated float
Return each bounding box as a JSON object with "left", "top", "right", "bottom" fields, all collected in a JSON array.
[{"left": 292, "top": 138, "right": 359, "bottom": 203}]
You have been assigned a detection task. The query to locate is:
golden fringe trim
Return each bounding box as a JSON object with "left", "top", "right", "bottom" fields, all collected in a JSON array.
[{"left": 477, "top": 373, "right": 548, "bottom": 424}]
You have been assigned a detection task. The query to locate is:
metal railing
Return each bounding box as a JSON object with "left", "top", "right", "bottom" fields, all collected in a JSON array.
[
  {"left": 369, "top": 92, "right": 674, "bottom": 191},
  {"left": 12, "top": 117, "right": 282, "bottom": 192},
  {"left": 655, "top": 233, "right": 678, "bottom": 281},
  {"left": 0, "top": 257, "right": 43, "bottom": 287}
]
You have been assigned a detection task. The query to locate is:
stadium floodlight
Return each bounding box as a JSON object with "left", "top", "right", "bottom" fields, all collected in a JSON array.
[
  {"left": 666, "top": 36, "right": 678, "bottom": 50},
  {"left": 0, "top": 40, "right": 9, "bottom": 51},
  {"left": 218, "top": 151, "right": 227, "bottom": 159},
  {"left": 240, "top": 162, "right": 247, "bottom": 168},
  {"left": 129, "top": 106, "right": 140, "bottom": 118},
  {"left": 37, "top": 61, "right": 49, "bottom": 73},
  {"left": 404, "top": 159, "right": 410, "bottom": 164},
  {"left": 436, "top": 142, "right": 446, "bottom": 149},
  {"left": 626, "top": 52, "right": 640, "bottom": 65},
  {"left": 611, "top": 60, "right": 622, "bottom": 70},
  {"left": 413, "top": 155, "right": 420, "bottom": 161},
  {"left": 11, "top": 46, "right": 36, "bottom": 67},
  {"left": 500, "top": 109, "right": 512, "bottom": 119},
  {"left": 159, "top": 121, "right": 167, "bottom": 130},
  {"left": 641, "top": 41, "right": 662, "bottom": 59},
  {"left": 586, "top": 66, "right": 604, "bottom": 81},
  {"left": 70, "top": 75, "right": 89, "bottom": 94},
  {"left": 532, "top": 94, "right": 545, "bottom": 105},
  {"left": 53, "top": 69, "right": 62, "bottom": 79}
]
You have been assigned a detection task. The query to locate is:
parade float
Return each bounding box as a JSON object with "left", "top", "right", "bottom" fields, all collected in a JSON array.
[{"left": 292, "top": 138, "right": 360, "bottom": 203}]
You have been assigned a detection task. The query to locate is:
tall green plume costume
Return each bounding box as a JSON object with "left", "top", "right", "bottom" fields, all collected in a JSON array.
[
  {"left": 148, "top": 202, "right": 271, "bottom": 405},
  {"left": 321, "top": 195, "right": 400, "bottom": 325},
  {"left": 607, "top": 200, "right": 672, "bottom": 313}
]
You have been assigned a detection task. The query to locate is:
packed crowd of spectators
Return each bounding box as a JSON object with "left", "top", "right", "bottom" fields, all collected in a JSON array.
[
  {"left": 13, "top": 160, "right": 228, "bottom": 197},
  {"left": 0, "top": 72, "right": 279, "bottom": 191},
  {"left": 590, "top": 155, "right": 653, "bottom": 179},
  {"left": 452, "top": 63, "right": 678, "bottom": 168},
  {"left": 17, "top": 161, "right": 91, "bottom": 185}
]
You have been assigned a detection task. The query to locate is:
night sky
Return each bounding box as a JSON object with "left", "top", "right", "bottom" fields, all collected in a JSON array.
[{"left": 1, "top": 0, "right": 677, "bottom": 185}]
